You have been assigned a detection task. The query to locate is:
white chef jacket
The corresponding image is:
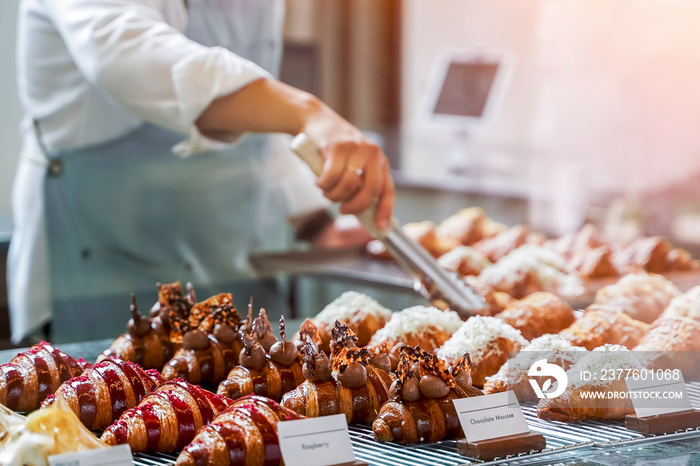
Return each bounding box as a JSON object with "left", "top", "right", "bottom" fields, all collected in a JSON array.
[
  {"left": 16, "top": 0, "right": 327, "bottom": 213},
  {"left": 10, "top": 0, "right": 329, "bottom": 342}
]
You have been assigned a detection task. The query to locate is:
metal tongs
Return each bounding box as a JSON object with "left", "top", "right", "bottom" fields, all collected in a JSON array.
[{"left": 291, "top": 134, "right": 487, "bottom": 317}]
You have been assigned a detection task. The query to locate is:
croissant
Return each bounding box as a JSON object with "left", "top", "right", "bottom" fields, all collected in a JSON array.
[
  {"left": 308, "top": 291, "right": 392, "bottom": 352},
  {"left": 41, "top": 357, "right": 165, "bottom": 430},
  {"left": 633, "top": 316, "right": 700, "bottom": 380},
  {"left": 176, "top": 395, "right": 303, "bottom": 466},
  {"left": 472, "top": 225, "right": 534, "bottom": 262},
  {"left": 537, "top": 345, "right": 639, "bottom": 422},
  {"left": 495, "top": 292, "right": 575, "bottom": 340},
  {"left": 373, "top": 348, "right": 482, "bottom": 444},
  {"left": 434, "top": 207, "right": 489, "bottom": 246},
  {"left": 568, "top": 245, "right": 620, "bottom": 280},
  {"left": 0, "top": 341, "right": 92, "bottom": 412},
  {"left": 101, "top": 379, "right": 232, "bottom": 453},
  {"left": 559, "top": 305, "right": 649, "bottom": 350},
  {"left": 161, "top": 293, "right": 243, "bottom": 385},
  {"left": 282, "top": 325, "right": 394, "bottom": 424},
  {"left": 615, "top": 236, "right": 699, "bottom": 274},
  {"left": 437, "top": 316, "right": 528, "bottom": 388},
  {"left": 368, "top": 306, "right": 463, "bottom": 369},
  {"left": 593, "top": 272, "right": 680, "bottom": 323},
  {"left": 660, "top": 285, "right": 700, "bottom": 322},
  {"left": 483, "top": 334, "right": 585, "bottom": 402},
  {"left": 437, "top": 246, "right": 492, "bottom": 277},
  {"left": 100, "top": 283, "right": 192, "bottom": 369},
  {"left": 545, "top": 224, "right": 608, "bottom": 259},
  {"left": 218, "top": 316, "right": 304, "bottom": 401},
  {"left": 477, "top": 244, "right": 583, "bottom": 299}
]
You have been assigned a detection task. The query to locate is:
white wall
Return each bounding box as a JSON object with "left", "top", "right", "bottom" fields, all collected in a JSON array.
[{"left": 0, "top": 0, "right": 22, "bottom": 218}]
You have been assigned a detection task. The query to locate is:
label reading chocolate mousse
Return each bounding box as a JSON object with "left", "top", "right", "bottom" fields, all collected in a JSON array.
[
  {"left": 453, "top": 391, "right": 531, "bottom": 443},
  {"left": 278, "top": 414, "right": 356, "bottom": 466}
]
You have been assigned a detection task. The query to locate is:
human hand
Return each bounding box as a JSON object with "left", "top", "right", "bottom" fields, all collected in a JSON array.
[{"left": 301, "top": 108, "right": 395, "bottom": 231}]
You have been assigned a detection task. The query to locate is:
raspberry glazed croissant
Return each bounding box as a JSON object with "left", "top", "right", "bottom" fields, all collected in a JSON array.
[
  {"left": 176, "top": 395, "right": 304, "bottom": 466},
  {"left": 100, "top": 282, "right": 194, "bottom": 369},
  {"left": 373, "top": 347, "right": 482, "bottom": 444},
  {"left": 0, "top": 341, "right": 92, "bottom": 412},
  {"left": 281, "top": 323, "right": 394, "bottom": 424},
  {"left": 161, "top": 293, "right": 243, "bottom": 385},
  {"left": 41, "top": 357, "right": 165, "bottom": 430},
  {"left": 218, "top": 316, "right": 304, "bottom": 402},
  {"left": 100, "top": 378, "right": 232, "bottom": 453}
]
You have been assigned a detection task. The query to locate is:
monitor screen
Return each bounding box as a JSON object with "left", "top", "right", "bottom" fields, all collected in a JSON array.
[{"left": 432, "top": 61, "right": 500, "bottom": 118}]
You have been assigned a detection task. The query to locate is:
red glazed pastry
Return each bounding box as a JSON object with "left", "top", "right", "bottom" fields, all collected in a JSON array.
[
  {"left": 0, "top": 341, "right": 91, "bottom": 412},
  {"left": 100, "top": 379, "right": 232, "bottom": 453},
  {"left": 42, "top": 356, "right": 164, "bottom": 430},
  {"left": 176, "top": 395, "right": 304, "bottom": 466}
]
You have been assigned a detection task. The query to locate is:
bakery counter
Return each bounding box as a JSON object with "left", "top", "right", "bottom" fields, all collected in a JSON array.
[{"left": 2, "top": 341, "right": 700, "bottom": 466}]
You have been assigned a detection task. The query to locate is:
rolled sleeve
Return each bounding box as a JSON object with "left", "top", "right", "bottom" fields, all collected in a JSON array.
[{"left": 44, "top": 0, "right": 271, "bottom": 156}]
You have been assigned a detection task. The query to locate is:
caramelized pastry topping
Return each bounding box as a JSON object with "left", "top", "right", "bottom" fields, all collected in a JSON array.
[
  {"left": 393, "top": 345, "right": 456, "bottom": 401},
  {"left": 451, "top": 353, "right": 473, "bottom": 387},
  {"left": 253, "top": 308, "right": 278, "bottom": 352},
  {"left": 127, "top": 295, "right": 152, "bottom": 338},
  {"left": 182, "top": 329, "right": 210, "bottom": 350},
  {"left": 330, "top": 320, "right": 358, "bottom": 358},
  {"left": 270, "top": 316, "right": 298, "bottom": 366}
]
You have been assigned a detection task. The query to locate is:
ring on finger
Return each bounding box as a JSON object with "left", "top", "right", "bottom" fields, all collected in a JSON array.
[{"left": 347, "top": 166, "right": 364, "bottom": 177}]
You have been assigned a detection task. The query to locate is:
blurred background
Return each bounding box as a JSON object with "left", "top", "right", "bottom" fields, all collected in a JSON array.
[{"left": 3, "top": 0, "right": 700, "bottom": 346}]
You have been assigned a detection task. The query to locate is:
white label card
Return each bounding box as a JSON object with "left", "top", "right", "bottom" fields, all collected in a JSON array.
[
  {"left": 625, "top": 374, "right": 692, "bottom": 418},
  {"left": 277, "top": 414, "right": 356, "bottom": 466},
  {"left": 48, "top": 445, "right": 133, "bottom": 466},
  {"left": 453, "top": 390, "right": 531, "bottom": 443}
]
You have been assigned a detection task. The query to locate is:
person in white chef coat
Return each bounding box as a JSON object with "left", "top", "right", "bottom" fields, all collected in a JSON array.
[{"left": 8, "top": 0, "right": 395, "bottom": 343}]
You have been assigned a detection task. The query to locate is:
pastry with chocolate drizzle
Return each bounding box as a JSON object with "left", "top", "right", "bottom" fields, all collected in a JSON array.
[
  {"left": 372, "top": 346, "right": 482, "bottom": 444},
  {"left": 161, "top": 293, "right": 243, "bottom": 385},
  {"left": 281, "top": 321, "right": 394, "bottom": 424},
  {"left": 217, "top": 314, "right": 304, "bottom": 402},
  {"left": 99, "top": 282, "right": 191, "bottom": 369}
]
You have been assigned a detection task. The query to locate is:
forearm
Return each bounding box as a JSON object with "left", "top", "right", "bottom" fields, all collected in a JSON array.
[{"left": 195, "top": 78, "right": 326, "bottom": 138}]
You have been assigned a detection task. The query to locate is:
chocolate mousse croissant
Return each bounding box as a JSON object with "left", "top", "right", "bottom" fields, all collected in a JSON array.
[
  {"left": 372, "top": 347, "right": 482, "bottom": 444},
  {"left": 161, "top": 294, "right": 243, "bottom": 385},
  {"left": 217, "top": 316, "right": 304, "bottom": 401},
  {"left": 281, "top": 322, "right": 394, "bottom": 424},
  {"left": 99, "top": 283, "right": 191, "bottom": 369}
]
